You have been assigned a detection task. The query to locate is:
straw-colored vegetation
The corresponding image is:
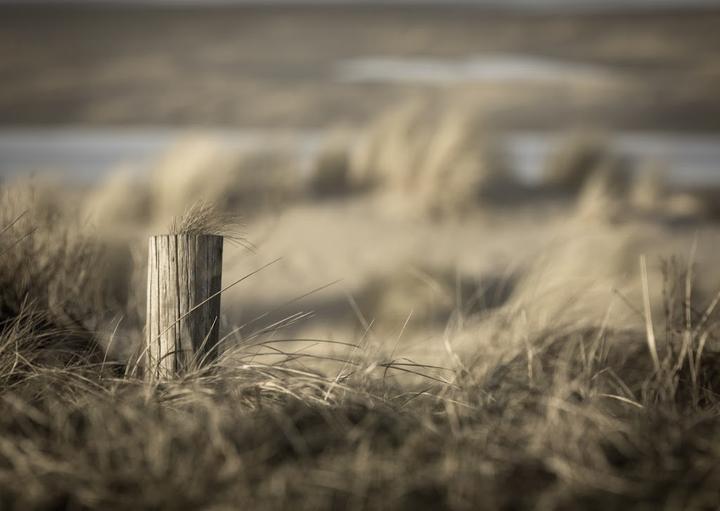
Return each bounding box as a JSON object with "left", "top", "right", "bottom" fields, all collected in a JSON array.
[
  {"left": 85, "top": 139, "right": 303, "bottom": 234},
  {"left": 2, "top": 109, "right": 720, "bottom": 510},
  {"left": 347, "top": 102, "right": 511, "bottom": 218}
]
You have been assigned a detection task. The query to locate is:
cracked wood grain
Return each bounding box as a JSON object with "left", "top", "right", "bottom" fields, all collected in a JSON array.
[{"left": 145, "top": 234, "right": 223, "bottom": 379}]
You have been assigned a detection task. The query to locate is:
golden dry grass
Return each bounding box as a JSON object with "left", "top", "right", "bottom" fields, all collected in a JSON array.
[
  {"left": 2, "top": 109, "right": 720, "bottom": 510},
  {"left": 347, "top": 102, "right": 511, "bottom": 218}
]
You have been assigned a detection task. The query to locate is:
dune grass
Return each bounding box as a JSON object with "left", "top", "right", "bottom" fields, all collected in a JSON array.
[
  {"left": 1, "top": 181, "right": 720, "bottom": 511},
  {"left": 2, "top": 107, "right": 720, "bottom": 509},
  {"left": 346, "top": 102, "right": 512, "bottom": 218}
]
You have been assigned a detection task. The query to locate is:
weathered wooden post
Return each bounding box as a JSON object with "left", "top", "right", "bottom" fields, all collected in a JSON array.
[{"left": 145, "top": 234, "right": 223, "bottom": 379}]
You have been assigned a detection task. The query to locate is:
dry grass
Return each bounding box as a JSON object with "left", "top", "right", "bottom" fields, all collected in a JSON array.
[
  {"left": 542, "top": 131, "right": 615, "bottom": 193},
  {"left": 2, "top": 115, "right": 720, "bottom": 510},
  {"left": 348, "top": 102, "right": 512, "bottom": 218},
  {"left": 169, "top": 201, "right": 248, "bottom": 248},
  {"left": 1, "top": 255, "right": 719, "bottom": 510},
  {"left": 1, "top": 189, "right": 719, "bottom": 511},
  {"left": 307, "top": 131, "right": 353, "bottom": 199},
  {"left": 85, "top": 139, "right": 303, "bottom": 237},
  {"left": 149, "top": 139, "right": 301, "bottom": 223},
  {"left": 541, "top": 133, "right": 712, "bottom": 225}
]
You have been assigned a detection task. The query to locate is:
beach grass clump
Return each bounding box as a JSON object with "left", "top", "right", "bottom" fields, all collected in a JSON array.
[
  {"left": 572, "top": 155, "right": 711, "bottom": 224},
  {"left": 168, "top": 200, "right": 247, "bottom": 244},
  {"left": 1, "top": 183, "right": 720, "bottom": 510},
  {"left": 83, "top": 166, "right": 152, "bottom": 230},
  {"left": 0, "top": 184, "right": 122, "bottom": 330},
  {"left": 348, "top": 102, "right": 513, "bottom": 217},
  {"left": 542, "top": 131, "right": 616, "bottom": 193},
  {"left": 85, "top": 138, "right": 303, "bottom": 233},
  {"left": 574, "top": 154, "right": 634, "bottom": 221},
  {"left": 307, "top": 132, "right": 354, "bottom": 198},
  {"left": 540, "top": 132, "right": 702, "bottom": 223},
  {"left": 150, "top": 139, "right": 301, "bottom": 222}
]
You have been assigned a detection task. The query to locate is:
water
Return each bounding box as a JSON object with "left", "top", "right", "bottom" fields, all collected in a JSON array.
[
  {"left": 0, "top": 128, "right": 325, "bottom": 182},
  {"left": 336, "top": 54, "right": 615, "bottom": 85},
  {"left": 0, "top": 127, "right": 718, "bottom": 188}
]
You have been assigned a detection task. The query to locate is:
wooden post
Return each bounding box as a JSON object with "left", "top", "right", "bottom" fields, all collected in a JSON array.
[{"left": 146, "top": 234, "right": 223, "bottom": 379}]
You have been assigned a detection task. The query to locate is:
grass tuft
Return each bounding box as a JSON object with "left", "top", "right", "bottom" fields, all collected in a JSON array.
[{"left": 169, "top": 200, "right": 250, "bottom": 247}]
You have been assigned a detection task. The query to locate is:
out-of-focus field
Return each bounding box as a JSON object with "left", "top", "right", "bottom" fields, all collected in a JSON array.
[
  {"left": 2, "top": 4, "right": 720, "bottom": 510},
  {"left": 1, "top": 4, "right": 720, "bottom": 129}
]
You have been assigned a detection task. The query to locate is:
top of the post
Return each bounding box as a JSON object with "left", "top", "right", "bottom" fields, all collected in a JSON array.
[{"left": 149, "top": 234, "right": 224, "bottom": 241}]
